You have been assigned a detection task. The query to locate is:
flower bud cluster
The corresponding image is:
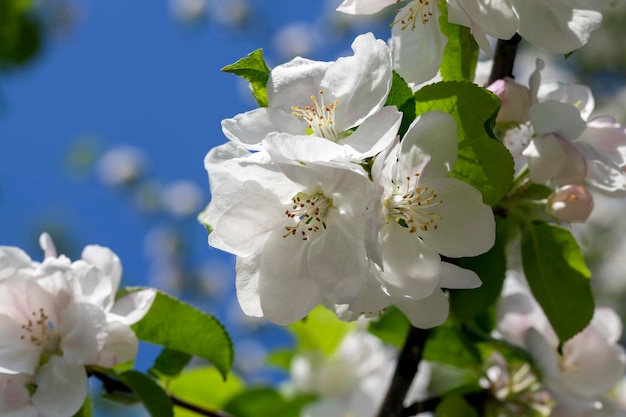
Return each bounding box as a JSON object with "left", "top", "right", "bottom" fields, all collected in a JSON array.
[
  {"left": 204, "top": 33, "right": 495, "bottom": 328},
  {"left": 0, "top": 234, "right": 155, "bottom": 417}
]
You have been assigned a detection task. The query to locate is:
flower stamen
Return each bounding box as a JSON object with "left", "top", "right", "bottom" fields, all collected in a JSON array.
[
  {"left": 386, "top": 173, "right": 443, "bottom": 232},
  {"left": 284, "top": 187, "right": 333, "bottom": 241},
  {"left": 392, "top": 0, "right": 435, "bottom": 31},
  {"left": 292, "top": 91, "right": 341, "bottom": 141}
]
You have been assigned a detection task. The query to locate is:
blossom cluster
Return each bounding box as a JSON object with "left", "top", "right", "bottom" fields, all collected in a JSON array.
[
  {"left": 0, "top": 234, "right": 155, "bottom": 417},
  {"left": 488, "top": 60, "right": 626, "bottom": 223},
  {"left": 204, "top": 32, "right": 495, "bottom": 328}
]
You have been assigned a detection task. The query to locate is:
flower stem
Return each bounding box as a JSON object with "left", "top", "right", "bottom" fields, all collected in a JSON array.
[
  {"left": 487, "top": 33, "right": 522, "bottom": 85},
  {"left": 375, "top": 326, "right": 430, "bottom": 417}
]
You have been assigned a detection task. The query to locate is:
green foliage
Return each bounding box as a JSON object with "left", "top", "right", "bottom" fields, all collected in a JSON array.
[
  {"left": 168, "top": 367, "right": 244, "bottom": 417},
  {"left": 224, "top": 387, "right": 316, "bottom": 417},
  {"left": 266, "top": 349, "right": 295, "bottom": 371},
  {"left": 449, "top": 216, "right": 510, "bottom": 323},
  {"left": 0, "top": 0, "right": 42, "bottom": 69},
  {"left": 368, "top": 306, "right": 410, "bottom": 348},
  {"left": 289, "top": 305, "right": 357, "bottom": 355},
  {"left": 435, "top": 395, "right": 479, "bottom": 417},
  {"left": 514, "top": 183, "right": 553, "bottom": 200},
  {"left": 438, "top": 3, "right": 479, "bottom": 82},
  {"left": 118, "top": 371, "right": 174, "bottom": 417},
  {"left": 131, "top": 290, "right": 234, "bottom": 379},
  {"left": 521, "top": 221, "right": 594, "bottom": 342},
  {"left": 222, "top": 49, "right": 271, "bottom": 107},
  {"left": 385, "top": 71, "right": 417, "bottom": 137},
  {"left": 414, "top": 81, "right": 514, "bottom": 206},
  {"left": 148, "top": 348, "right": 192, "bottom": 380},
  {"left": 423, "top": 324, "right": 482, "bottom": 371}
]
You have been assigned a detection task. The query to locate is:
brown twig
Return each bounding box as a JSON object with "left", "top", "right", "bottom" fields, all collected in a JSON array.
[{"left": 487, "top": 33, "right": 522, "bottom": 85}]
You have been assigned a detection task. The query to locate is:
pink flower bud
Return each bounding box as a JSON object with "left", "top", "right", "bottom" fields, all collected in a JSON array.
[
  {"left": 550, "top": 185, "right": 594, "bottom": 223},
  {"left": 488, "top": 77, "right": 532, "bottom": 125}
]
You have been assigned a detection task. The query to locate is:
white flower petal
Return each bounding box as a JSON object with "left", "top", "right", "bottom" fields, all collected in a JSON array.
[
  {"left": 81, "top": 245, "right": 122, "bottom": 295},
  {"left": 336, "top": 0, "right": 398, "bottom": 14},
  {"left": 59, "top": 302, "right": 107, "bottom": 365},
  {"left": 0, "top": 248, "right": 32, "bottom": 281},
  {"left": 31, "top": 357, "right": 87, "bottom": 417},
  {"left": 91, "top": 321, "right": 139, "bottom": 368},
  {"left": 109, "top": 289, "right": 156, "bottom": 326},
  {"left": 235, "top": 255, "right": 263, "bottom": 317},
  {"left": 438, "top": 262, "right": 481, "bottom": 289},
  {"left": 396, "top": 289, "right": 450, "bottom": 329},
  {"left": 529, "top": 101, "right": 587, "bottom": 140}
]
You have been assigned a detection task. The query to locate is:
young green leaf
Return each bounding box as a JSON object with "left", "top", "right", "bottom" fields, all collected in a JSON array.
[
  {"left": 118, "top": 371, "right": 174, "bottom": 417},
  {"left": 224, "top": 387, "right": 316, "bottom": 417},
  {"left": 131, "top": 290, "right": 234, "bottom": 379},
  {"left": 222, "top": 49, "right": 271, "bottom": 107},
  {"left": 385, "top": 71, "right": 417, "bottom": 137},
  {"left": 423, "top": 325, "right": 482, "bottom": 371},
  {"left": 368, "top": 306, "right": 411, "bottom": 348},
  {"left": 435, "top": 395, "right": 479, "bottom": 417},
  {"left": 521, "top": 221, "right": 594, "bottom": 342},
  {"left": 414, "top": 81, "right": 514, "bottom": 206},
  {"left": 72, "top": 396, "right": 93, "bottom": 417},
  {"left": 289, "top": 305, "right": 357, "bottom": 355},
  {"left": 168, "top": 367, "right": 244, "bottom": 417},
  {"left": 438, "top": 3, "right": 479, "bottom": 82}
]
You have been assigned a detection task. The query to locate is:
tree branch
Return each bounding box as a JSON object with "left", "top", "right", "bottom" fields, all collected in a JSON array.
[
  {"left": 375, "top": 326, "right": 430, "bottom": 417},
  {"left": 402, "top": 397, "right": 442, "bottom": 416},
  {"left": 91, "top": 370, "right": 235, "bottom": 417},
  {"left": 487, "top": 33, "right": 522, "bottom": 85}
]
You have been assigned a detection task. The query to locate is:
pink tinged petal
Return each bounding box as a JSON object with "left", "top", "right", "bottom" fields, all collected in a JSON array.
[
  {"left": 321, "top": 33, "right": 392, "bottom": 128},
  {"left": 336, "top": 0, "right": 399, "bottom": 14},
  {"left": 91, "top": 321, "right": 139, "bottom": 367},
  {"left": 390, "top": 5, "right": 447, "bottom": 85},
  {"left": 0, "top": 315, "right": 41, "bottom": 375},
  {"left": 397, "top": 111, "right": 458, "bottom": 184},
  {"left": 31, "top": 356, "right": 88, "bottom": 417},
  {"left": 221, "top": 108, "right": 307, "bottom": 150},
  {"left": 529, "top": 101, "right": 587, "bottom": 140},
  {"left": 59, "top": 302, "right": 107, "bottom": 366},
  {"left": 70, "top": 262, "right": 114, "bottom": 310},
  {"left": 551, "top": 139, "right": 587, "bottom": 185},
  {"left": 418, "top": 177, "right": 495, "bottom": 258},
  {"left": 109, "top": 288, "right": 156, "bottom": 326},
  {"left": 379, "top": 222, "right": 441, "bottom": 300},
  {"left": 258, "top": 231, "right": 323, "bottom": 325},
  {"left": 550, "top": 185, "right": 594, "bottom": 223},
  {"left": 524, "top": 135, "right": 567, "bottom": 184},
  {"left": 514, "top": 0, "right": 603, "bottom": 54},
  {"left": 0, "top": 247, "right": 32, "bottom": 281},
  {"left": 396, "top": 289, "right": 450, "bottom": 329},
  {"left": 591, "top": 308, "right": 622, "bottom": 345},
  {"left": 235, "top": 255, "right": 263, "bottom": 317},
  {"left": 0, "top": 374, "right": 33, "bottom": 413},
  {"left": 560, "top": 325, "right": 626, "bottom": 397},
  {"left": 438, "top": 262, "right": 481, "bottom": 290},
  {"left": 38, "top": 234, "right": 57, "bottom": 259}
]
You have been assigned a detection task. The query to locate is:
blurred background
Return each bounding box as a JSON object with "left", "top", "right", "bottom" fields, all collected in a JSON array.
[{"left": 1, "top": 0, "right": 626, "bottom": 415}]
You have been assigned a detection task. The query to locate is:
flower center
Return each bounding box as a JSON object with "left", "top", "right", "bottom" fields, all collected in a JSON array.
[
  {"left": 385, "top": 174, "right": 443, "bottom": 233},
  {"left": 392, "top": 0, "right": 435, "bottom": 31},
  {"left": 291, "top": 91, "right": 342, "bottom": 142},
  {"left": 20, "top": 308, "right": 59, "bottom": 353},
  {"left": 283, "top": 187, "right": 333, "bottom": 241}
]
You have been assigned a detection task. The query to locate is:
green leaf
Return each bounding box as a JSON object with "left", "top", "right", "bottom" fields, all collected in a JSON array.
[
  {"left": 449, "top": 216, "right": 509, "bottom": 322},
  {"left": 224, "top": 387, "right": 315, "bottom": 417},
  {"left": 72, "top": 396, "right": 93, "bottom": 417},
  {"left": 435, "top": 395, "right": 479, "bottom": 417},
  {"left": 169, "top": 367, "right": 244, "bottom": 417},
  {"left": 368, "top": 306, "right": 410, "bottom": 348},
  {"left": 423, "top": 324, "right": 482, "bottom": 371},
  {"left": 266, "top": 349, "right": 294, "bottom": 370},
  {"left": 131, "top": 290, "right": 234, "bottom": 379},
  {"left": 521, "top": 221, "right": 594, "bottom": 342},
  {"left": 414, "top": 81, "right": 514, "bottom": 206},
  {"left": 289, "top": 305, "right": 357, "bottom": 355},
  {"left": 385, "top": 71, "right": 417, "bottom": 138},
  {"left": 118, "top": 371, "right": 174, "bottom": 417},
  {"left": 515, "top": 183, "right": 553, "bottom": 200},
  {"left": 438, "top": 3, "right": 479, "bottom": 82},
  {"left": 222, "top": 49, "right": 271, "bottom": 107},
  {"left": 148, "top": 348, "right": 192, "bottom": 380}
]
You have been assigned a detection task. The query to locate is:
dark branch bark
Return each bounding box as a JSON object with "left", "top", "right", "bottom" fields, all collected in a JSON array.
[
  {"left": 402, "top": 397, "right": 442, "bottom": 416},
  {"left": 91, "top": 370, "right": 235, "bottom": 417},
  {"left": 375, "top": 326, "right": 430, "bottom": 417},
  {"left": 487, "top": 33, "right": 522, "bottom": 85}
]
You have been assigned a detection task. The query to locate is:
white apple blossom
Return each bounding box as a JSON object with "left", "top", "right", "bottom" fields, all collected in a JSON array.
[
  {"left": 205, "top": 142, "right": 379, "bottom": 325},
  {"left": 221, "top": 32, "right": 400, "bottom": 162},
  {"left": 497, "top": 271, "right": 626, "bottom": 416},
  {"left": 549, "top": 184, "right": 594, "bottom": 223}
]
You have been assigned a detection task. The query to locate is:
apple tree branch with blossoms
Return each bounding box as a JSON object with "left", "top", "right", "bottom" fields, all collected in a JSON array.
[{"left": 3, "top": 0, "right": 626, "bottom": 416}]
